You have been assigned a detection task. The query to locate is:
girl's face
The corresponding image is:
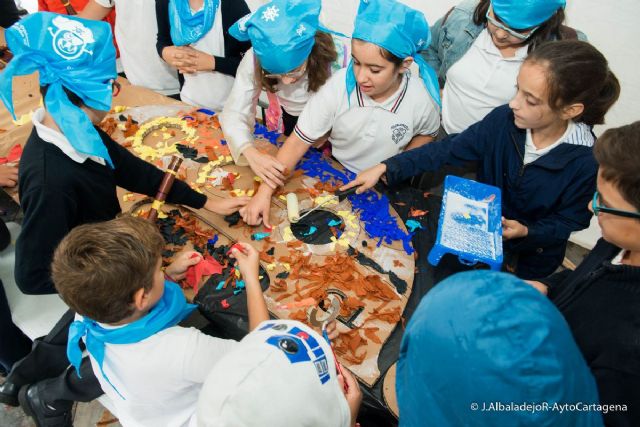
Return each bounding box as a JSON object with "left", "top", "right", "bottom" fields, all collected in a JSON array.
[
  {"left": 485, "top": 6, "right": 532, "bottom": 49},
  {"left": 351, "top": 39, "right": 409, "bottom": 102},
  {"left": 509, "top": 61, "right": 559, "bottom": 130}
]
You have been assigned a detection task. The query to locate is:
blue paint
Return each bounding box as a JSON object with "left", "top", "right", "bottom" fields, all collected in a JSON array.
[
  {"left": 251, "top": 232, "right": 271, "bottom": 241},
  {"left": 196, "top": 108, "right": 216, "bottom": 115},
  {"left": 302, "top": 226, "right": 317, "bottom": 236},
  {"left": 208, "top": 235, "right": 219, "bottom": 246},
  {"left": 216, "top": 281, "right": 225, "bottom": 291},
  {"left": 236, "top": 280, "right": 245, "bottom": 289},
  {"left": 220, "top": 139, "right": 227, "bottom": 145},
  {"left": 406, "top": 219, "right": 423, "bottom": 233},
  {"left": 327, "top": 219, "right": 342, "bottom": 227}
]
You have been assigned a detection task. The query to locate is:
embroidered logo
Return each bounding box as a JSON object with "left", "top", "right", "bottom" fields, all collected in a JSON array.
[
  {"left": 261, "top": 5, "right": 280, "bottom": 22},
  {"left": 48, "top": 16, "right": 95, "bottom": 60},
  {"left": 391, "top": 123, "right": 409, "bottom": 144},
  {"left": 296, "top": 24, "right": 306, "bottom": 37},
  {"left": 417, "top": 38, "right": 426, "bottom": 48},
  {"left": 13, "top": 23, "right": 29, "bottom": 46},
  {"left": 237, "top": 13, "right": 252, "bottom": 32}
]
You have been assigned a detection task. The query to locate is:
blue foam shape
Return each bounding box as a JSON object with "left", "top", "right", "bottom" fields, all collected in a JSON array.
[
  {"left": 196, "top": 108, "right": 216, "bottom": 115},
  {"left": 428, "top": 175, "right": 503, "bottom": 270}
]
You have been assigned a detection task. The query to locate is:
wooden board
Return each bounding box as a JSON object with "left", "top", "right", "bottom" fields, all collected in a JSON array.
[
  {"left": 383, "top": 362, "right": 399, "bottom": 418},
  {"left": 112, "top": 105, "right": 415, "bottom": 386}
]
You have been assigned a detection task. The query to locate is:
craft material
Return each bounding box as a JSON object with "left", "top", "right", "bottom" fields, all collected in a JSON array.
[
  {"left": 286, "top": 192, "right": 300, "bottom": 222},
  {"left": 148, "top": 155, "right": 183, "bottom": 222},
  {"left": 428, "top": 175, "right": 503, "bottom": 270},
  {"left": 288, "top": 187, "right": 359, "bottom": 223},
  {"left": 309, "top": 295, "right": 341, "bottom": 327}
]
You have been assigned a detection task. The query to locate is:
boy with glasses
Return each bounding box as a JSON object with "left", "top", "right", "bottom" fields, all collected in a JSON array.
[{"left": 528, "top": 122, "right": 640, "bottom": 426}]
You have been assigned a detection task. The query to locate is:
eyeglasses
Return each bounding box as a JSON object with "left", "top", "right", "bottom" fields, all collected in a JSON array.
[
  {"left": 486, "top": 5, "right": 539, "bottom": 41},
  {"left": 264, "top": 61, "right": 307, "bottom": 80},
  {"left": 592, "top": 191, "right": 640, "bottom": 219},
  {"left": 112, "top": 80, "right": 121, "bottom": 97}
]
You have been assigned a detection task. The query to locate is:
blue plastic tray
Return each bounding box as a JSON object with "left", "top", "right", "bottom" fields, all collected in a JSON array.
[{"left": 428, "top": 175, "right": 503, "bottom": 270}]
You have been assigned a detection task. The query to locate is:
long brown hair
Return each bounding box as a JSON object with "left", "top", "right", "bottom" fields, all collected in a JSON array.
[
  {"left": 526, "top": 40, "right": 620, "bottom": 126},
  {"left": 473, "top": 0, "right": 568, "bottom": 52},
  {"left": 255, "top": 31, "right": 337, "bottom": 93}
]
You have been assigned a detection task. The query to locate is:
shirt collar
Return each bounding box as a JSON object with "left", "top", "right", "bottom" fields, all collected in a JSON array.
[
  {"left": 355, "top": 72, "right": 410, "bottom": 113},
  {"left": 32, "top": 108, "right": 106, "bottom": 166}
]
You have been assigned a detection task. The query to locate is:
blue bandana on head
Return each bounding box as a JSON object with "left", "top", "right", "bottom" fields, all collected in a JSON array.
[
  {"left": 397, "top": 271, "right": 603, "bottom": 427},
  {"left": 346, "top": 0, "right": 440, "bottom": 107},
  {"left": 168, "top": 0, "right": 219, "bottom": 46},
  {"left": 493, "top": 0, "right": 566, "bottom": 30},
  {"left": 0, "top": 13, "right": 117, "bottom": 167},
  {"left": 229, "top": 0, "right": 321, "bottom": 75},
  {"left": 67, "top": 281, "right": 196, "bottom": 399}
]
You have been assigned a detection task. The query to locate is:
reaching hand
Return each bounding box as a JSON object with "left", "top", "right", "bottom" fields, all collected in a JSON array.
[
  {"left": 337, "top": 366, "right": 362, "bottom": 427},
  {"left": 340, "top": 163, "right": 386, "bottom": 194},
  {"left": 0, "top": 164, "right": 18, "bottom": 187},
  {"left": 204, "top": 196, "right": 251, "bottom": 216},
  {"left": 165, "top": 250, "right": 202, "bottom": 281},
  {"left": 502, "top": 217, "right": 528, "bottom": 240},
  {"left": 229, "top": 242, "right": 260, "bottom": 281},
  {"left": 239, "top": 187, "right": 272, "bottom": 227},
  {"left": 243, "top": 147, "right": 286, "bottom": 189}
]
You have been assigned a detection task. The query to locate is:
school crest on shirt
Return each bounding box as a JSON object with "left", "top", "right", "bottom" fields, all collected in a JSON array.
[
  {"left": 391, "top": 123, "right": 409, "bottom": 144},
  {"left": 48, "top": 16, "right": 95, "bottom": 60}
]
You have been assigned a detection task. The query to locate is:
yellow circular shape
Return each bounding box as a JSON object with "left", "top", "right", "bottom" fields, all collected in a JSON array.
[{"left": 131, "top": 117, "right": 197, "bottom": 161}]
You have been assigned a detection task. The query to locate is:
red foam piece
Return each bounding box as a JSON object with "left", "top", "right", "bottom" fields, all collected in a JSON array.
[
  {"left": 0, "top": 144, "right": 22, "bottom": 164},
  {"left": 184, "top": 255, "right": 224, "bottom": 292}
]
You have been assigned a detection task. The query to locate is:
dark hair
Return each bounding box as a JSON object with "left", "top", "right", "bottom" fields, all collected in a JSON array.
[
  {"left": 256, "top": 31, "right": 337, "bottom": 93},
  {"left": 594, "top": 122, "right": 640, "bottom": 212},
  {"left": 52, "top": 216, "right": 165, "bottom": 323},
  {"left": 525, "top": 40, "right": 620, "bottom": 126},
  {"left": 40, "top": 85, "right": 84, "bottom": 108},
  {"left": 473, "top": 0, "right": 568, "bottom": 52},
  {"left": 378, "top": 46, "right": 404, "bottom": 67}
]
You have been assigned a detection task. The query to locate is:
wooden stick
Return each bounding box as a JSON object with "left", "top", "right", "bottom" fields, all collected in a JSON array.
[{"left": 147, "top": 155, "right": 182, "bottom": 222}]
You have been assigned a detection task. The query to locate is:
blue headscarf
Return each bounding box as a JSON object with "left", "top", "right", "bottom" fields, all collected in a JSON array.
[
  {"left": 347, "top": 0, "right": 440, "bottom": 107},
  {"left": 229, "top": 0, "right": 321, "bottom": 75},
  {"left": 0, "top": 13, "right": 117, "bottom": 167},
  {"left": 169, "top": 0, "right": 219, "bottom": 46},
  {"left": 493, "top": 0, "right": 566, "bottom": 30},
  {"left": 67, "top": 281, "right": 195, "bottom": 399},
  {"left": 397, "top": 271, "right": 603, "bottom": 427}
]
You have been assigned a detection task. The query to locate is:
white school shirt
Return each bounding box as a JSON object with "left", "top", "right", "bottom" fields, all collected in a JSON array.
[
  {"left": 523, "top": 121, "right": 594, "bottom": 165},
  {"left": 442, "top": 29, "right": 527, "bottom": 134},
  {"left": 95, "top": 0, "right": 180, "bottom": 95},
  {"left": 81, "top": 318, "right": 239, "bottom": 427},
  {"left": 179, "top": 2, "right": 235, "bottom": 111},
  {"left": 32, "top": 108, "right": 105, "bottom": 165},
  {"left": 220, "top": 36, "right": 351, "bottom": 165},
  {"left": 294, "top": 68, "right": 440, "bottom": 173}
]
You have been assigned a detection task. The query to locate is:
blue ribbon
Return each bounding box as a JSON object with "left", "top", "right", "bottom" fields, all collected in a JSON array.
[
  {"left": 67, "top": 281, "right": 195, "bottom": 399},
  {"left": 168, "top": 0, "right": 218, "bottom": 46}
]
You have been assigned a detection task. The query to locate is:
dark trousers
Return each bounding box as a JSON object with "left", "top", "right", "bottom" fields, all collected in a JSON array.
[
  {"left": 0, "top": 283, "right": 32, "bottom": 373},
  {"left": 7, "top": 309, "right": 103, "bottom": 405},
  {"left": 281, "top": 108, "right": 298, "bottom": 137}
]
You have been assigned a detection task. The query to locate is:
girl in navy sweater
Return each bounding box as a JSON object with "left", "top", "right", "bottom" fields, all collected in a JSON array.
[{"left": 342, "top": 40, "right": 620, "bottom": 279}]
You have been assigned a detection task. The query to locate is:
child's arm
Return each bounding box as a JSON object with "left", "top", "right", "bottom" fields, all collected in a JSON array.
[{"left": 229, "top": 242, "right": 269, "bottom": 330}]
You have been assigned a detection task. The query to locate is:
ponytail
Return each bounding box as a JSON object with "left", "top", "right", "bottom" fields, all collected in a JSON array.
[{"left": 526, "top": 40, "right": 620, "bottom": 126}]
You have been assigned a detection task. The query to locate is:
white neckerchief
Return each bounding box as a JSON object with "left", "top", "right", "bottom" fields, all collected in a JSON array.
[{"left": 32, "top": 108, "right": 106, "bottom": 166}]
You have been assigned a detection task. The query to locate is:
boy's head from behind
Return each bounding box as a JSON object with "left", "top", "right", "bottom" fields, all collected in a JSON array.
[
  {"left": 593, "top": 121, "right": 640, "bottom": 251},
  {"left": 52, "top": 216, "right": 165, "bottom": 324}
]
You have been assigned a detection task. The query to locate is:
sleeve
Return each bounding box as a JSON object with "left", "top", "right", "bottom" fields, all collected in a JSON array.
[
  {"left": 178, "top": 328, "right": 240, "bottom": 383},
  {"left": 155, "top": 0, "right": 173, "bottom": 58},
  {"left": 508, "top": 158, "right": 597, "bottom": 253},
  {"left": 538, "top": 268, "right": 572, "bottom": 293},
  {"left": 293, "top": 72, "right": 342, "bottom": 145},
  {"left": 219, "top": 50, "right": 261, "bottom": 166},
  {"left": 214, "top": 0, "right": 251, "bottom": 77},
  {"left": 93, "top": 0, "right": 115, "bottom": 8},
  {"left": 103, "top": 133, "right": 207, "bottom": 208},
  {"left": 383, "top": 107, "right": 500, "bottom": 186},
  {"left": 14, "top": 187, "right": 78, "bottom": 295},
  {"left": 421, "top": 12, "right": 448, "bottom": 87}
]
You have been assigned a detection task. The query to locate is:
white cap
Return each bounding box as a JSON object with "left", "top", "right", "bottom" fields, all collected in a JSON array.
[{"left": 197, "top": 320, "right": 351, "bottom": 427}]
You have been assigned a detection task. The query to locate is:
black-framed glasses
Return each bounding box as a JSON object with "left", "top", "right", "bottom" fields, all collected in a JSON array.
[{"left": 592, "top": 191, "right": 640, "bottom": 219}]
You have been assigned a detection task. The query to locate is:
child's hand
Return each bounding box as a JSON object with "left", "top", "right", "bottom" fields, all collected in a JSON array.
[
  {"left": 229, "top": 242, "right": 260, "bottom": 281},
  {"left": 0, "top": 164, "right": 18, "bottom": 188},
  {"left": 502, "top": 217, "right": 528, "bottom": 240},
  {"left": 337, "top": 366, "right": 362, "bottom": 427},
  {"left": 525, "top": 280, "right": 548, "bottom": 295},
  {"left": 240, "top": 186, "right": 272, "bottom": 227},
  {"left": 325, "top": 320, "right": 339, "bottom": 341},
  {"left": 204, "top": 196, "right": 251, "bottom": 216},
  {"left": 165, "top": 250, "right": 203, "bottom": 281},
  {"left": 340, "top": 163, "right": 387, "bottom": 194}
]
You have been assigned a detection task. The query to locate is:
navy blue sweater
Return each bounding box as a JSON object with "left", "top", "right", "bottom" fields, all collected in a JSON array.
[{"left": 383, "top": 105, "right": 597, "bottom": 279}]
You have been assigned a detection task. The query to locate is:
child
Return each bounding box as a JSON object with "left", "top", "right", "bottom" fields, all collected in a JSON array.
[
  {"left": 241, "top": 0, "right": 441, "bottom": 226},
  {"left": 343, "top": 40, "right": 620, "bottom": 279},
  {"left": 197, "top": 319, "right": 361, "bottom": 427},
  {"left": 155, "top": 0, "right": 251, "bottom": 110},
  {"left": 426, "top": 0, "right": 585, "bottom": 136},
  {"left": 397, "top": 270, "right": 603, "bottom": 427},
  {"left": 221, "top": 0, "right": 350, "bottom": 188},
  {"left": 528, "top": 122, "right": 640, "bottom": 426},
  {"left": 49, "top": 216, "right": 270, "bottom": 427},
  {"left": 0, "top": 13, "right": 248, "bottom": 422}
]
